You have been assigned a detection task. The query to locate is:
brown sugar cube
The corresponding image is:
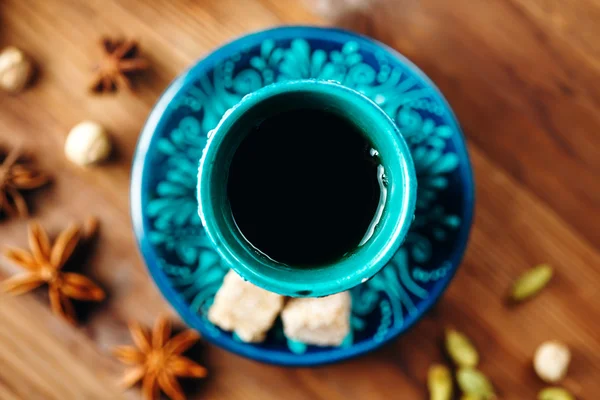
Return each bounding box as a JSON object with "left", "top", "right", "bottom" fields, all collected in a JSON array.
[
  {"left": 281, "top": 291, "right": 351, "bottom": 346},
  {"left": 208, "top": 270, "right": 284, "bottom": 343}
]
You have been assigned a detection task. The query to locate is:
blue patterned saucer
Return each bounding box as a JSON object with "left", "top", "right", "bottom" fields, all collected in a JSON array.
[{"left": 131, "top": 26, "right": 474, "bottom": 366}]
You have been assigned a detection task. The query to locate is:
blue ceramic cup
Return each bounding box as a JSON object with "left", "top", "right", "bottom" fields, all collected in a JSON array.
[{"left": 197, "top": 80, "right": 416, "bottom": 297}]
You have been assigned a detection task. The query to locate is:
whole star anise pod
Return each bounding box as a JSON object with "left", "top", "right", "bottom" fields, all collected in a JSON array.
[
  {"left": 0, "top": 146, "right": 49, "bottom": 218},
  {"left": 0, "top": 219, "right": 105, "bottom": 324},
  {"left": 114, "top": 317, "right": 207, "bottom": 400},
  {"left": 90, "top": 37, "right": 149, "bottom": 93}
]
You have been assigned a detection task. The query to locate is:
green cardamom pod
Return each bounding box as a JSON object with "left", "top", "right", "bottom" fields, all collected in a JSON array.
[
  {"left": 428, "top": 364, "right": 453, "bottom": 400},
  {"left": 456, "top": 367, "right": 496, "bottom": 399},
  {"left": 538, "top": 387, "right": 576, "bottom": 400},
  {"left": 445, "top": 328, "right": 479, "bottom": 367},
  {"left": 510, "top": 264, "right": 553, "bottom": 302}
]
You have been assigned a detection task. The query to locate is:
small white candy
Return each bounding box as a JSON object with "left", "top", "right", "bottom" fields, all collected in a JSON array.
[
  {"left": 534, "top": 340, "right": 571, "bottom": 383},
  {"left": 65, "top": 121, "right": 112, "bottom": 166},
  {"left": 282, "top": 291, "right": 351, "bottom": 347},
  {"left": 0, "top": 46, "right": 34, "bottom": 93},
  {"left": 208, "top": 270, "right": 284, "bottom": 343}
]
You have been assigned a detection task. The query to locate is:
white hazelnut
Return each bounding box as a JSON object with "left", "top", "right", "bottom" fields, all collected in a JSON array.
[
  {"left": 65, "top": 121, "right": 112, "bottom": 166},
  {"left": 534, "top": 340, "right": 571, "bottom": 383},
  {"left": 0, "top": 46, "right": 34, "bottom": 93}
]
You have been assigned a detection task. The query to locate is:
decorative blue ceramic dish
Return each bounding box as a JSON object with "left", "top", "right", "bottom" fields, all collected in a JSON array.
[{"left": 131, "top": 26, "right": 475, "bottom": 366}]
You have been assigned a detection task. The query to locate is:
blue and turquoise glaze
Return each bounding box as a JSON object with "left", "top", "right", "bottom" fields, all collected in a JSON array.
[
  {"left": 131, "top": 26, "right": 475, "bottom": 366},
  {"left": 197, "top": 80, "right": 417, "bottom": 298}
]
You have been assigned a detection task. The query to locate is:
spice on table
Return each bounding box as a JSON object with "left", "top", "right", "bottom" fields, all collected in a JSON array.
[
  {"left": 510, "top": 264, "right": 553, "bottom": 303},
  {"left": 90, "top": 37, "right": 149, "bottom": 93},
  {"left": 427, "top": 364, "right": 453, "bottom": 400},
  {"left": 445, "top": 328, "right": 479, "bottom": 368},
  {"left": 113, "top": 316, "right": 207, "bottom": 400},
  {"left": 534, "top": 340, "right": 571, "bottom": 383},
  {"left": 64, "top": 121, "right": 112, "bottom": 166},
  {"left": 83, "top": 215, "right": 100, "bottom": 239},
  {"left": 0, "top": 220, "right": 105, "bottom": 324},
  {"left": 538, "top": 387, "right": 576, "bottom": 400},
  {"left": 0, "top": 46, "right": 34, "bottom": 93},
  {"left": 456, "top": 367, "right": 496, "bottom": 399},
  {"left": 0, "top": 146, "right": 49, "bottom": 218}
]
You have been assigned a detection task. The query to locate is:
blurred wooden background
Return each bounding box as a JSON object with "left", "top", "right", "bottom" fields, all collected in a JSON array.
[{"left": 1, "top": 0, "right": 599, "bottom": 398}]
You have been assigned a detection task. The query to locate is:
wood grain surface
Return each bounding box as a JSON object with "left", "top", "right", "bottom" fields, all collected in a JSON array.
[{"left": 1, "top": 0, "right": 599, "bottom": 399}]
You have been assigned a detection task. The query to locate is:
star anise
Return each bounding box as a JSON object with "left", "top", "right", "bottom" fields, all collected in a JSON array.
[
  {"left": 0, "top": 219, "right": 105, "bottom": 324},
  {"left": 114, "top": 317, "right": 207, "bottom": 400},
  {"left": 0, "top": 146, "right": 49, "bottom": 218},
  {"left": 90, "top": 37, "right": 149, "bottom": 93}
]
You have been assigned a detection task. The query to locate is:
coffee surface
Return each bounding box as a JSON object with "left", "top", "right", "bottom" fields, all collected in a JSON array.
[{"left": 227, "top": 108, "right": 382, "bottom": 267}]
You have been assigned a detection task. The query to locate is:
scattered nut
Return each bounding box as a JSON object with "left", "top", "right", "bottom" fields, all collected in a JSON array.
[
  {"left": 510, "top": 264, "right": 553, "bottom": 303},
  {"left": 456, "top": 367, "right": 496, "bottom": 399},
  {"left": 65, "top": 121, "right": 112, "bottom": 166},
  {"left": 0, "top": 46, "right": 34, "bottom": 93},
  {"left": 428, "top": 364, "right": 453, "bottom": 400},
  {"left": 445, "top": 328, "right": 479, "bottom": 368},
  {"left": 534, "top": 340, "right": 571, "bottom": 383},
  {"left": 538, "top": 387, "right": 576, "bottom": 400}
]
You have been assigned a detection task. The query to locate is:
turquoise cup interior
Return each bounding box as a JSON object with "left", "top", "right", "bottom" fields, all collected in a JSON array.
[{"left": 197, "top": 80, "right": 417, "bottom": 297}]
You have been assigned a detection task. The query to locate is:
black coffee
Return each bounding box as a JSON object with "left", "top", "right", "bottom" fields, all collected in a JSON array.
[{"left": 227, "top": 108, "right": 383, "bottom": 267}]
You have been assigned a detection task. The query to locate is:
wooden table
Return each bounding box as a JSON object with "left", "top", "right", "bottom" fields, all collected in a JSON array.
[{"left": 1, "top": 0, "right": 599, "bottom": 398}]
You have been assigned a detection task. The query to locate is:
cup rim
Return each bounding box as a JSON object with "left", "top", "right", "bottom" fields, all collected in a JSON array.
[{"left": 197, "top": 79, "right": 417, "bottom": 297}]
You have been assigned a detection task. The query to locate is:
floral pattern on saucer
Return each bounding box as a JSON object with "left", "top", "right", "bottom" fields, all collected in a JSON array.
[{"left": 136, "top": 27, "right": 473, "bottom": 364}]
